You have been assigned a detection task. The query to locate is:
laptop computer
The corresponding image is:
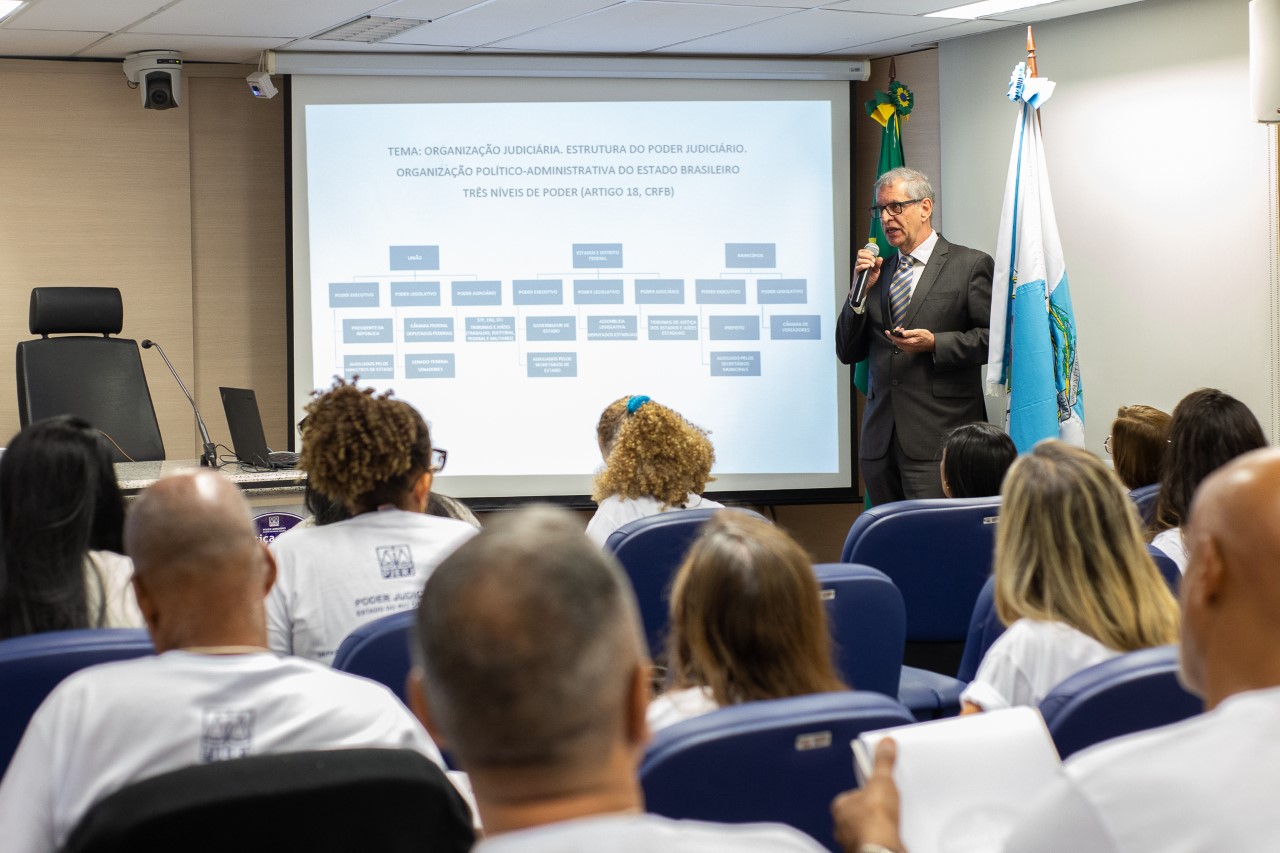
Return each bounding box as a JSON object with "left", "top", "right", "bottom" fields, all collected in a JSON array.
[{"left": 219, "top": 387, "right": 298, "bottom": 469}]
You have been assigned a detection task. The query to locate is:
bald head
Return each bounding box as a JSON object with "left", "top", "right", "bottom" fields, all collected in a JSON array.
[
  {"left": 125, "top": 471, "right": 273, "bottom": 651},
  {"left": 1180, "top": 447, "right": 1280, "bottom": 705},
  {"left": 414, "top": 505, "right": 646, "bottom": 773}
]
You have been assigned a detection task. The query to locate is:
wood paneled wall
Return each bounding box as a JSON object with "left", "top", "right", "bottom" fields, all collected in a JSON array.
[{"left": 0, "top": 59, "right": 288, "bottom": 459}]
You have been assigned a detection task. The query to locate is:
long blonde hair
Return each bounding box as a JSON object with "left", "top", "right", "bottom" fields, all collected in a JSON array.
[
  {"left": 995, "top": 440, "right": 1179, "bottom": 651},
  {"left": 666, "top": 512, "right": 847, "bottom": 705}
]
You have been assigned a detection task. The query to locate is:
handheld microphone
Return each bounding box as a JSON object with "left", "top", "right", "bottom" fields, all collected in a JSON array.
[
  {"left": 850, "top": 239, "right": 881, "bottom": 311},
  {"left": 141, "top": 339, "right": 217, "bottom": 468}
]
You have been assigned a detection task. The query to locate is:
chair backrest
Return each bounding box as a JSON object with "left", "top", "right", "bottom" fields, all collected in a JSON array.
[
  {"left": 1129, "top": 483, "right": 1161, "bottom": 527},
  {"left": 640, "top": 691, "right": 916, "bottom": 852},
  {"left": 604, "top": 507, "right": 769, "bottom": 657},
  {"left": 61, "top": 748, "right": 475, "bottom": 853},
  {"left": 332, "top": 609, "right": 417, "bottom": 704},
  {"left": 0, "top": 628, "right": 154, "bottom": 778},
  {"left": 811, "top": 563, "right": 905, "bottom": 698},
  {"left": 16, "top": 287, "right": 164, "bottom": 463},
  {"left": 1146, "top": 544, "right": 1182, "bottom": 594},
  {"left": 841, "top": 497, "right": 1001, "bottom": 644},
  {"left": 1039, "top": 645, "right": 1202, "bottom": 760},
  {"left": 955, "top": 575, "right": 1002, "bottom": 683}
]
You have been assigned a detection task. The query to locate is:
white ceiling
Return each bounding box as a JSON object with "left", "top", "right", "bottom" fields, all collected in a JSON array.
[{"left": 0, "top": 0, "right": 1147, "bottom": 65}]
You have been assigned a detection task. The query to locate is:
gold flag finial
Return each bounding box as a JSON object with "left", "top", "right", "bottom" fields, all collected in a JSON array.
[{"left": 1026, "top": 26, "right": 1039, "bottom": 77}]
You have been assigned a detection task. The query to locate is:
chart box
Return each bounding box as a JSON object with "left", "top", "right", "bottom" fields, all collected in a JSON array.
[
  {"left": 711, "top": 352, "right": 762, "bottom": 376},
  {"left": 512, "top": 280, "right": 565, "bottom": 305},
  {"left": 635, "top": 279, "right": 685, "bottom": 304},
  {"left": 526, "top": 316, "right": 577, "bottom": 341},
  {"left": 587, "top": 316, "right": 638, "bottom": 340},
  {"left": 329, "top": 282, "right": 379, "bottom": 308},
  {"left": 757, "top": 279, "right": 808, "bottom": 304},
  {"left": 709, "top": 316, "right": 761, "bottom": 341},
  {"left": 573, "top": 280, "right": 625, "bottom": 305},
  {"left": 452, "top": 281, "right": 503, "bottom": 306},
  {"left": 465, "top": 317, "right": 516, "bottom": 342},
  {"left": 405, "top": 354, "right": 456, "bottom": 378},
  {"left": 770, "top": 315, "right": 822, "bottom": 340},
  {"left": 343, "top": 355, "right": 394, "bottom": 380},
  {"left": 725, "top": 243, "right": 776, "bottom": 268},
  {"left": 647, "top": 316, "right": 699, "bottom": 341},
  {"left": 695, "top": 280, "right": 747, "bottom": 304},
  {"left": 342, "top": 318, "right": 393, "bottom": 343},
  {"left": 389, "top": 245, "right": 440, "bottom": 271},
  {"left": 390, "top": 281, "right": 441, "bottom": 306},
  {"left": 404, "top": 318, "right": 454, "bottom": 342},
  {"left": 572, "top": 243, "right": 623, "bottom": 269},
  {"left": 528, "top": 353, "right": 577, "bottom": 377}
]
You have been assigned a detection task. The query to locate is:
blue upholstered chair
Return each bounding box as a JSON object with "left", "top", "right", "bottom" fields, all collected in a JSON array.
[
  {"left": 841, "top": 497, "right": 1001, "bottom": 675},
  {"left": 1146, "top": 544, "right": 1182, "bottom": 594},
  {"left": 640, "top": 692, "right": 916, "bottom": 852},
  {"left": 332, "top": 609, "right": 417, "bottom": 705},
  {"left": 1039, "top": 645, "right": 1202, "bottom": 760},
  {"left": 1129, "top": 483, "right": 1161, "bottom": 527},
  {"left": 16, "top": 287, "right": 165, "bottom": 463},
  {"left": 604, "top": 507, "right": 769, "bottom": 657},
  {"left": 955, "top": 575, "right": 1001, "bottom": 684},
  {"left": 0, "top": 628, "right": 154, "bottom": 778},
  {"left": 812, "top": 562, "right": 964, "bottom": 720}
]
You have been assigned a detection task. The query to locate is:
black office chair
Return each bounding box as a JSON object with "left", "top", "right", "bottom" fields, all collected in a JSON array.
[
  {"left": 61, "top": 748, "right": 475, "bottom": 853},
  {"left": 15, "top": 287, "right": 164, "bottom": 462}
]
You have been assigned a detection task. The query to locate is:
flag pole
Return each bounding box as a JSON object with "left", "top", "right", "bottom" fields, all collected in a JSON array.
[{"left": 1026, "top": 26, "right": 1038, "bottom": 77}]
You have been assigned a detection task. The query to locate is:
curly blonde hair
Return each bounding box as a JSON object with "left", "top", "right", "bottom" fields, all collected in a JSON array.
[
  {"left": 300, "top": 378, "right": 432, "bottom": 512},
  {"left": 591, "top": 397, "right": 715, "bottom": 508}
]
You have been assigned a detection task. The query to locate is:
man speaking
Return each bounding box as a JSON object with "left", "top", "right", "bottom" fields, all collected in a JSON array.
[{"left": 836, "top": 167, "right": 993, "bottom": 504}]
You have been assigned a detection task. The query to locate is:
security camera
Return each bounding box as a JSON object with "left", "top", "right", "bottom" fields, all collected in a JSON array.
[
  {"left": 246, "top": 70, "right": 278, "bottom": 100},
  {"left": 123, "top": 50, "right": 183, "bottom": 110}
]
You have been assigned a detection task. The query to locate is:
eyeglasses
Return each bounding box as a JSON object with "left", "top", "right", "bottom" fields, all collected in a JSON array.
[
  {"left": 431, "top": 448, "right": 448, "bottom": 473},
  {"left": 870, "top": 198, "right": 924, "bottom": 218},
  {"left": 1103, "top": 435, "right": 1112, "bottom": 455}
]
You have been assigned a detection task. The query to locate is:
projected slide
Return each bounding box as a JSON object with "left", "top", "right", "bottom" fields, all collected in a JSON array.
[{"left": 303, "top": 98, "right": 842, "bottom": 495}]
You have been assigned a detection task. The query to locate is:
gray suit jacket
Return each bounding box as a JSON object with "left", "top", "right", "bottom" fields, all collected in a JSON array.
[{"left": 836, "top": 234, "right": 993, "bottom": 461}]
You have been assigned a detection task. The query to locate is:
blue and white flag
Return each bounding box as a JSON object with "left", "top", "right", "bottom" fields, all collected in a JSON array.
[{"left": 986, "top": 62, "right": 1084, "bottom": 451}]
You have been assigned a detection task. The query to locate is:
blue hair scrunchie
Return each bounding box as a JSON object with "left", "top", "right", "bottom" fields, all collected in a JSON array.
[{"left": 626, "top": 395, "right": 651, "bottom": 415}]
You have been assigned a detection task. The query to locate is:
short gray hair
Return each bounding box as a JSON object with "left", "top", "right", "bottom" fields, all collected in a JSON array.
[
  {"left": 874, "top": 166, "right": 935, "bottom": 204},
  {"left": 414, "top": 506, "right": 644, "bottom": 769}
]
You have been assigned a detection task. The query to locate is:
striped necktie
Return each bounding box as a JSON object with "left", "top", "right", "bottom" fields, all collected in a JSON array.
[{"left": 888, "top": 253, "right": 914, "bottom": 328}]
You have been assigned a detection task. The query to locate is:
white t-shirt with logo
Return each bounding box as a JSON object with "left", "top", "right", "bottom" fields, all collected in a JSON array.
[
  {"left": 0, "top": 651, "right": 443, "bottom": 853},
  {"left": 267, "top": 508, "right": 477, "bottom": 663}
]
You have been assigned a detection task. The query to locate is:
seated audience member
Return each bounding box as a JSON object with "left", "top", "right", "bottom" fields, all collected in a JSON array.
[
  {"left": 960, "top": 441, "right": 1179, "bottom": 713},
  {"left": 586, "top": 395, "right": 722, "bottom": 545},
  {"left": 1107, "top": 404, "right": 1171, "bottom": 491},
  {"left": 1150, "top": 388, "right": 1266, "bottom": 572},
  {"left": 939, "top": 422, "right": 1017, "bottom": 498},
  {"left": 0, "top": 415, "right": 141, "bottom": 638},
  {"left": 410, "top": 506, "right": 827, "bottom": 851},
  {"left": 0, "top": 470, "right": 457, "bottom": 853},
  {"left": 649, "top": 512, "right": 847, "bottom": 731},
  {"left": 267, "top": 379, "right": 476, "bottom": 663},
  {"left": 297, "top": 478, "right": 352, "bottom": 528},
  {"left": 833, "top": 447, "right": 1280, "bottom": 853},
  {"left": 427, "top": 492, "right": 481, "bottom": 529}
]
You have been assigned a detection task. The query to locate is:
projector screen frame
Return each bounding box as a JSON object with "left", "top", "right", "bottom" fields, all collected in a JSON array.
[{"left": 284, "top": 64, "right": 862, "bottom": 508}]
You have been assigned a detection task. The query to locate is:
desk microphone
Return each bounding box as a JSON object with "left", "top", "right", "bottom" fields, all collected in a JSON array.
[
  {"left": 141, "top": 339, "right": 217, "bottom": 468},
  {"left": 850, "top": 239, "right": 881, "bottom": 311}
]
